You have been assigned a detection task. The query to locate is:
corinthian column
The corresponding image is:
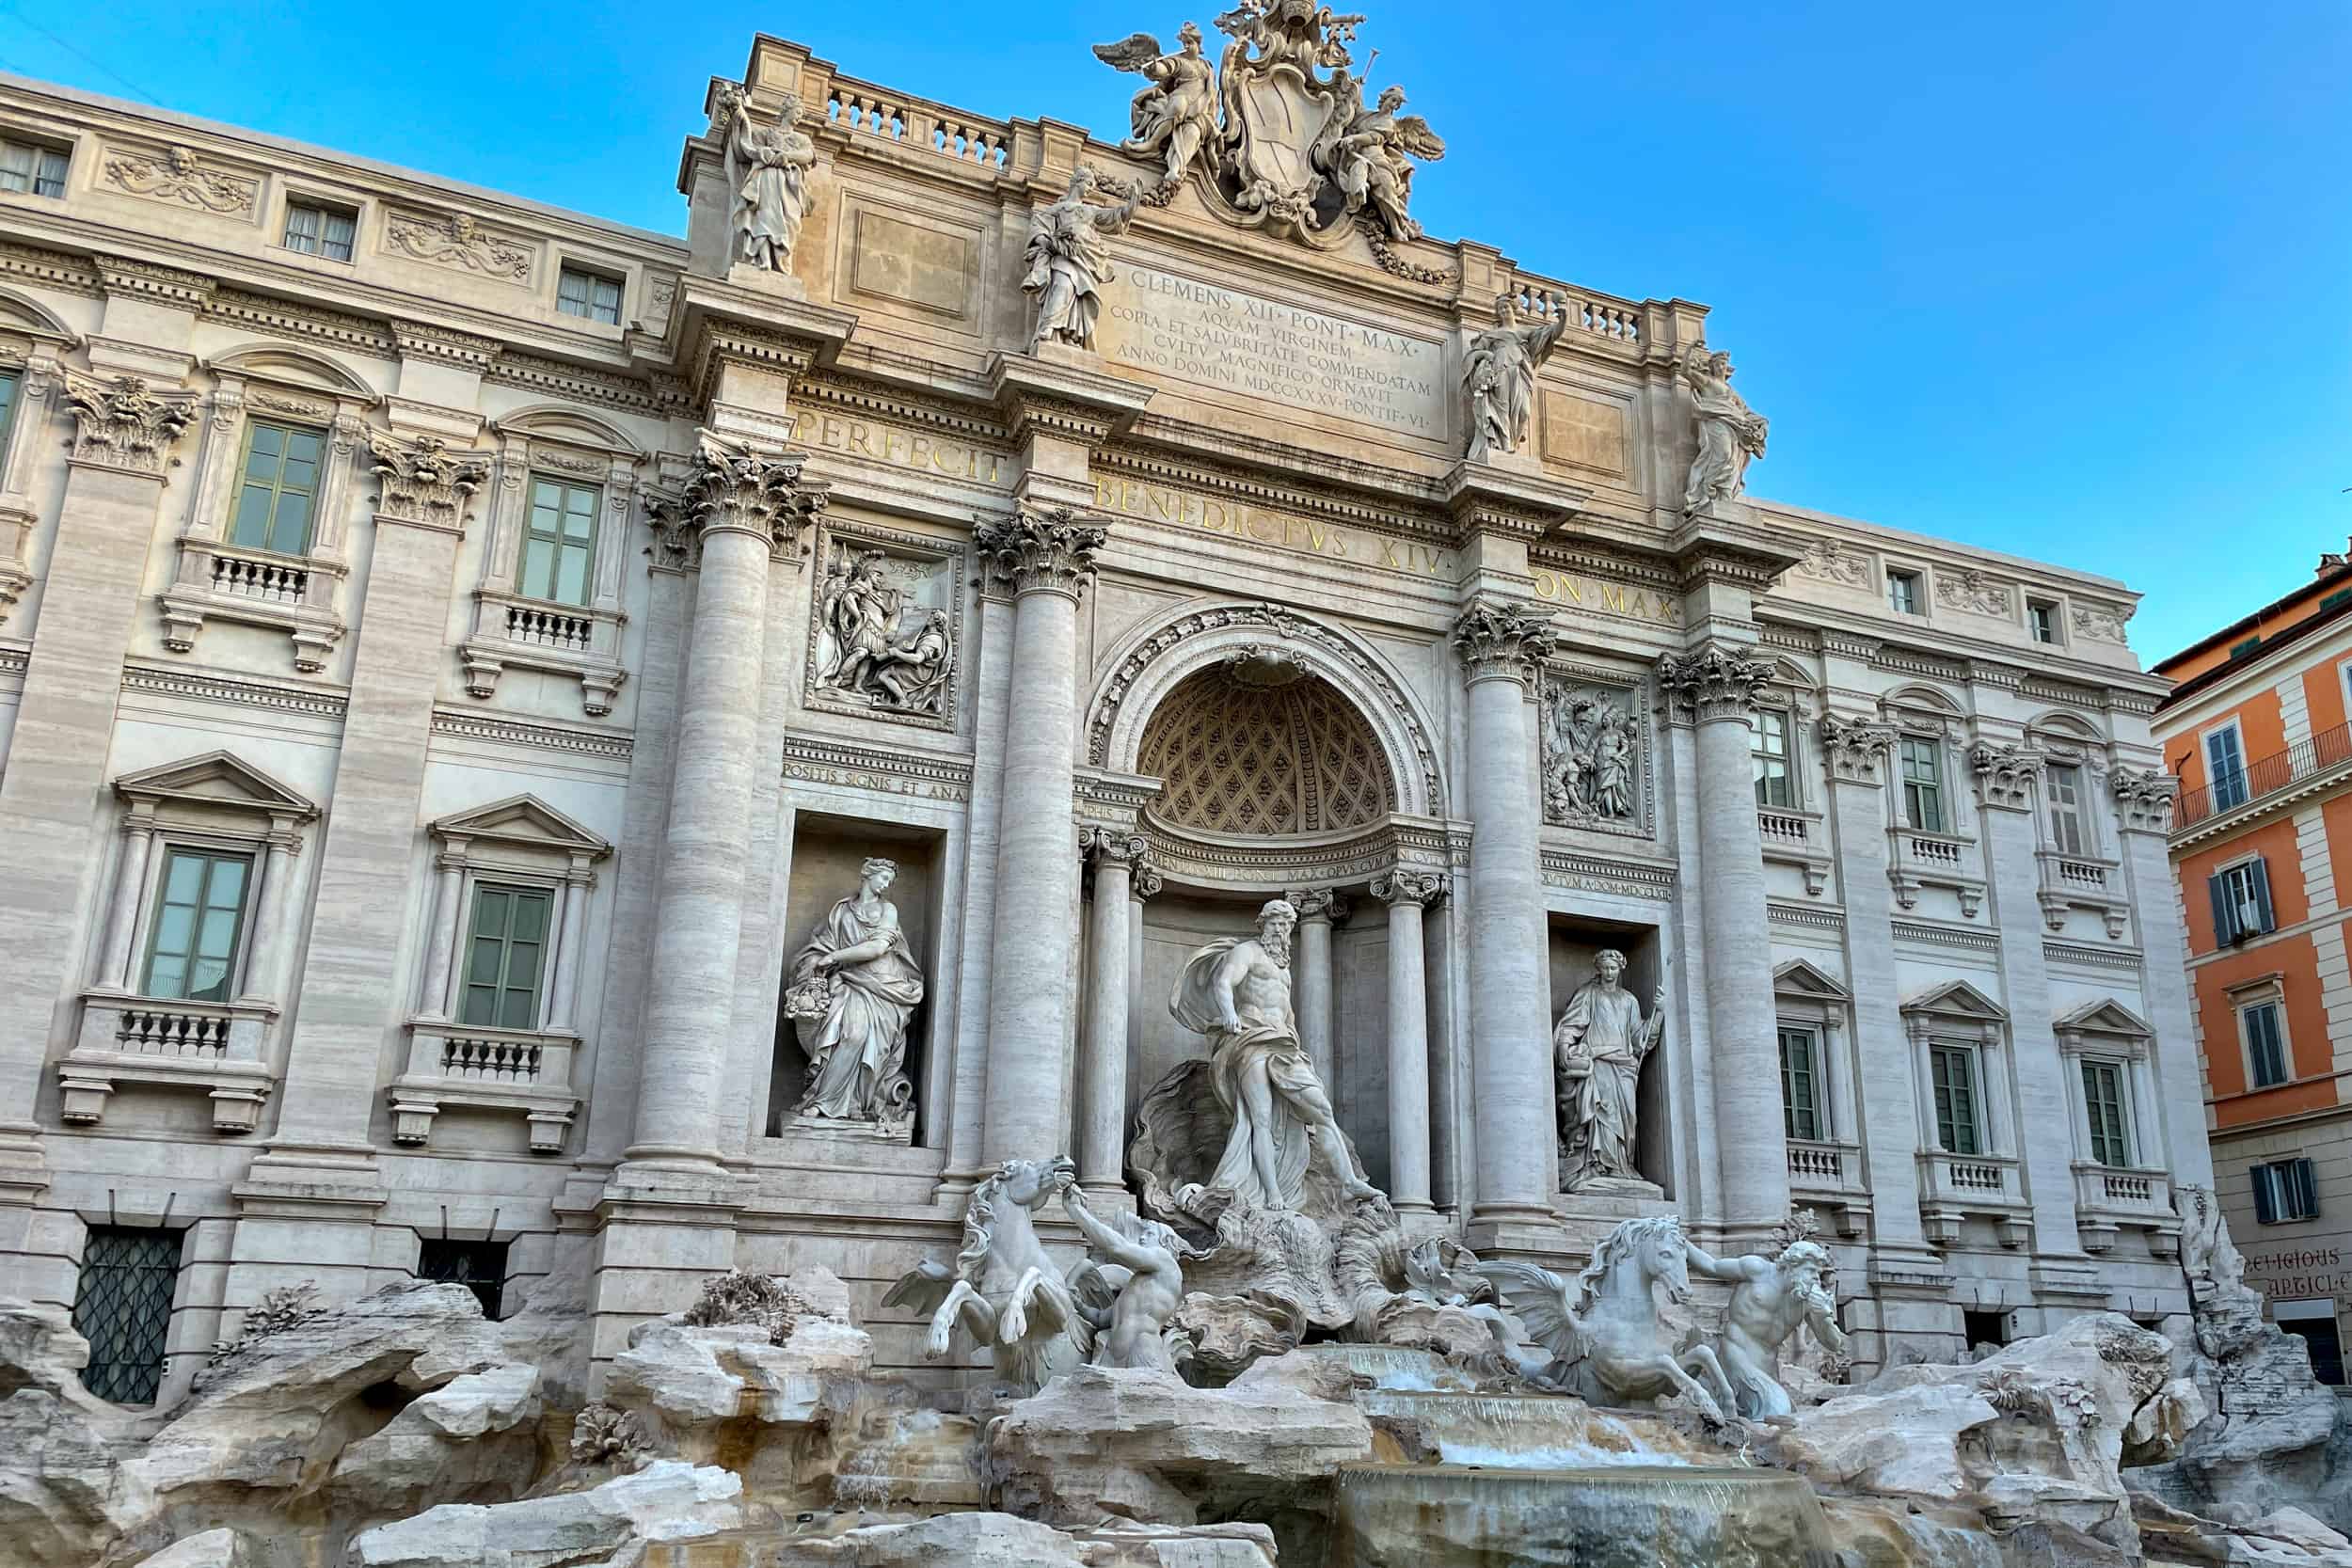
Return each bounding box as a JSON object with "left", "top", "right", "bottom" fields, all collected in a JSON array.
[
  {"left": 1078, "top": 829, "right": 1145, "bottom": 1196},
  {"left": 1659, "top": 644, "right": 1788, "bottom": 1240},
  {"left": 977, "top": 510, "right": 1108, "bottom": 1166},
  {"left": 626, "top": 436, "right": 827, "bottom": 1173},
  {"left": 1373, "top": 868, "right": 1445, "bottom": 1214},
  {"left": 1452, "top": 599, "right": 1559, "bottom": 1249}
]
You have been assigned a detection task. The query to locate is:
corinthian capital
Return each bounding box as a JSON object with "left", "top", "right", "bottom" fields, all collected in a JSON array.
[
  {"left": 2109, "top": 766, "right": 2178, "bottom": 834},
  {"left": 368, "top": 433, "right": 491, "bottom": 530},
  {"left": 1968, "top": 741, "right": 2044, "bottom": 812},
  {"left": 1656, "top": 644, "right": 1770, "bottom": 725},
  {"left": 1371, "top": 868, "right": 1448, "bottom": 908},
  {"left": 64, "top": 374, "right": 197, "bottom": 475},
  {"left": 1819, "top": 714, "right": 1899, "bottom": 785},
  {"left": 1451, "top": 598, "right": 1556, "bottom": 687},
  {"left": 975, "top": 508, "right": 1109, "bottom": 599},
  {"left": 682, "top": 432, "right": 828, "bottom": 557}
]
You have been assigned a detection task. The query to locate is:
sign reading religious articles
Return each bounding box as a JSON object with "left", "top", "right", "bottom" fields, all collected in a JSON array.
[{"left": 1092, "top": 1, "right": 1447, "bottom": 275}]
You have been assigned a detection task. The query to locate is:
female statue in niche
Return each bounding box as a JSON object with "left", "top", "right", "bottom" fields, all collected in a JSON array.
[
  {"left": 786, "top": 858, "right": 926, "bottom": 1128},
  {"left": 719, "top": 84, "right": 815, "bottom": 274}
]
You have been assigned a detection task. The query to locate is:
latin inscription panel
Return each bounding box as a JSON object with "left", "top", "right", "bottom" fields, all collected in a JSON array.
[{"left": 1098, "top": 263, "right": 1445, "bottom": 440}]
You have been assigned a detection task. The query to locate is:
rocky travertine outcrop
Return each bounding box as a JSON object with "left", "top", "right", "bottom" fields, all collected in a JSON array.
[
  {"left": 127, "top": 1529, "right": 248, "bottom": 1568},
  {"left": 344, "top": 1459, "right": 742, "bottom": 1568},
  {"left": 990, "top": 1352, "right": 1374, "bottom": 1527}
]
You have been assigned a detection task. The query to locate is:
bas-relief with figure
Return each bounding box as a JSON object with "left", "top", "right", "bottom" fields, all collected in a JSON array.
[{"left": 812, "top": 546, "right": 955, "bottom": 717}]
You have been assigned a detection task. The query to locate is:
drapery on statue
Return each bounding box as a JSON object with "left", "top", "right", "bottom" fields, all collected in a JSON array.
[
  {"left": 1684, "top": 1235, "right": 1849, "bottom": 1418},
  {"left": 1093, "top": 24, "right": 1220, "bottom": 196},
  {"left": 784, "top": 857, "right": 925, "bottom": 1127},
  {"left": 1171, "top": 897, "right": 1381, "bottom": 1211},
  {"left": 1679, "top": 342, "right": 1769, "bottom": 511},
  {"left": 1553, "top": 949, "right": 1665, "bottom": 1189},
  {"left": 1316, "top": 78, "right": 1445, "bottom": 240},
  {"left": 717, "top": 84, "right": 814, "bottom": 274},
  {"left": 1023, "top": 166, "right": 1141, "bottom": 351},
  {"left": 814, "top": 548, "right": 954, "bottom": 716},
  {"left": 1462, "top": 293, "right": 1566, "bottom": 462}
]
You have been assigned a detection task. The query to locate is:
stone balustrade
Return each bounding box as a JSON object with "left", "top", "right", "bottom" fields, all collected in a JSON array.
[
  {"left": 1784, "top": 1136, "right": 1871, "bottom": 1237},
  {"left": 825, "top": 76, "right": 1009, "bottom": 167},
  {"left": 2071, "top": 1162, "right": 2180, "bottom": 1256},
  {"left": 1756, "top": 807, "right": 1832, "bottom": 895},
  {"left": 1915, "top": 1148, "right": 2031, "bottom": 1249},
  {"left": 57, "top": 994, "right": 277, "bottom": 1133},
  {"left": 389, "top": 1021, "right": 580, "bottom": 1155},
  {"left": 1885, "top": 827, "right": 1986, "bottom": 917}
]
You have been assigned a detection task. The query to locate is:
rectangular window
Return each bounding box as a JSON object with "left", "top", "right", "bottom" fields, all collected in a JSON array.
[
  {"left": 2323, "top": 589, "right": 2352, "bottom": 614},
  {"left": 139, "top": 847, "right": 252, "bottom": 1003},
  {"left": 0, "top": 137, "right": 69, "bottom": 198},
  {"left": 0, "top": 366, "right": 19, "bottom": 452},
  {"left": 520, "top": 476, "right": 599, "bottom": 607},
  {"left": 2229, "top": 636, "right": 2264, "bottom": 660},
  {"left": 2278, "top": 1302, "right": 2347, "bottom": 1386},
  {"left": 1779, "top": 1026, "right": 1824, "bottom": 1142},
  {"left": 460, "top": 882, "right": 553, "bottom": 1030},
  {"left": 1899, "top": 736, "right": 1947, "bottom": 832},
  {"left": 556, "top": 266, "right": 623, "bottom": 325},
  {"left": 281, "top": 199, "right": 358, "bottom": 262},
  {"left": 72, "top": 1227, "right": 182, "bottom": 1404},
  {"left": 2045, "top": 762, "right": 2089, "bottom": 857},
  {"left": 2254, "top": 1157, "right": 2320, "bottom": 1224},
  {"left": 2081, "top": 1058, "right": 2131, "bottom": 1166},
  {"left": 229, "top": 420, "right": 326, "bottom": 555},
  {"left": 2028, "top": 599, "right": 2060, "bottom": 644},
  {"left": 1752, "top": 708, "right": 1794, "bottom": 808},
  {"left": 1887, "top": 569, "right": 1922, "bottom": 616},
  {"left": 2243, "top": 1000, "right": 2290, "bottom": 1088},
  {"left": 2205, "top": 725, "right": 2249, "bottom": 811},
  {"left": 2210, "top": 858, "right": 2276, "bottom": 944},
  {"left": 418, "top": 1237, "right": 510, "bottom": 1321},
  {"left": 1930, "top": 1043, "right": 1980, "bottom": 1155}
]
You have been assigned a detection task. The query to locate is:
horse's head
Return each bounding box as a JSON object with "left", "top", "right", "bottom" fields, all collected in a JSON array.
[
  {"left": 1637, "top": 1216, "right": 1693, "bottom": 1305},
  {"left": 1572, "top": 1214, "right": 1691, "bottom": 1312},
  {"left": 996, "top": 1154, "right": 1078, "bottom": 1208}
]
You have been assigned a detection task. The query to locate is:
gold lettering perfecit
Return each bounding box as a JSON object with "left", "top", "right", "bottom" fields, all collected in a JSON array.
[
  {"left": 1530, "top": 565, "right": 1682, "bottom": 626},
  {"left": 788, "top": 410, "right": 1010, "bottom": 488}
]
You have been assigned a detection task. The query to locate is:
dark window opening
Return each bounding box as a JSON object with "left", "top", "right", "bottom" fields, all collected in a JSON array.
[
  {"left": 1962, "top": 1308, "right": 2009, "bottom": 1352},
  {"left": 72, "top": 1226, "right": 183, "bottom": 1404},
  {"left": 2283, "top": 1316, "right": 2347, "bottom": 1386},
  {"left": 418, "top": 1237, "right": 510, "bottom": 1321}
]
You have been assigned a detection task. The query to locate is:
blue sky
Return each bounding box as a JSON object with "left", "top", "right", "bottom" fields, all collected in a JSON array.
[{"left": 3, "top": 0, "right": 2344, "bottom": 665}]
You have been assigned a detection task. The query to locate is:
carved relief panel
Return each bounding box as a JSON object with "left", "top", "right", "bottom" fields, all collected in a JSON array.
[
  {"left": 1540, "top": 667, "right": 1654, "bottom": 839},
  {"left": 803, "top": 520, "right": 965, "bottom": 732}
]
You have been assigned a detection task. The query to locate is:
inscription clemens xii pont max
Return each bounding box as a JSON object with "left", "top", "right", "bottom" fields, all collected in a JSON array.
[{"left": 1099, "top": 265, "right": 1444, "bottom": 439}]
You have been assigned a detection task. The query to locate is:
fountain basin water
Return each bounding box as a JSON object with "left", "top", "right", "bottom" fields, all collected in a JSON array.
[
  {"left": 1359, "top": 1390, "right": 1711, "bottom": 1471},
  {"left": 1291, "top": 1343, "right": 1484, "bottom": 1392},
  {"left": 1327, "top": 1463, "right": 1842, "bottom": 1568}
]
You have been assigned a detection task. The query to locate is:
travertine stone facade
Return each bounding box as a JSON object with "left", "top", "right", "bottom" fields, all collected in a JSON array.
[{"left": 0, "top": 26, "right": 2204, "bottom": 1403}]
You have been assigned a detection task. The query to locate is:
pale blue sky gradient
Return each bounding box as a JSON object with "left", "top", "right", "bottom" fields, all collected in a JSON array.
[{"left": 3, "top": 0, "right": 2344, "bottom": 663}]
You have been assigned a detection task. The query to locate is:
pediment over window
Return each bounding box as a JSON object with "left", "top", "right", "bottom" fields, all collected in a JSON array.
[
  {"left": 489, "top": 404, "right": 645, "bottom": 458},
  {"left": 113, "top": 751, "right": 318, "bottom": 819},
  {"left": 2055, "top": 998, "right": 2153, "bottom": 1038},
  {"left": 1773, "top": 958, "right": 1851, "bottom": 1002},
  {"left": 1902, "top": 977, "right": 2008, "bottom": 1022},
  {"left": 430, "top": 794, "right": 611, "bottom": 858},
  {"left": 205, "top": 342, "right": 377, "bottom": 402}
]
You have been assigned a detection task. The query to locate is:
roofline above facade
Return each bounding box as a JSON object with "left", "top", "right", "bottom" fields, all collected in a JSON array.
[{"left": 2155, "top": 584, "right": 2352, "bottom": 718}]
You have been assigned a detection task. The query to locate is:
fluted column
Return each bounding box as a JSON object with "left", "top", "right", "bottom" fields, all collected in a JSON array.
[
  {"left": 1291, "top": 888, "right": 1344, "bottom": 1089},
  {"left": 977, "top": 510, "right": 1108, "bottom": 1165},
  {"left": 1375, "top": 869, "right": 1445, "bottom": 1213},
  {"left": 1660, "top": 644, "right": 1788, "bottom": 1240},
  {"left": 626, "top": 437, "right": 826, "bottom": 1172},
  {"left": 1452, "top": 599, "right": 1559, "bottom": 1246},
  {"left": 1079, "top": 829, "right": 1145, "bottom": 1195}
]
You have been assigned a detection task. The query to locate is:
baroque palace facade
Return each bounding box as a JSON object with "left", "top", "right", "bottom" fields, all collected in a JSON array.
[{"left": 0, "top": 21, "right": 2208, "bottom": 1407}]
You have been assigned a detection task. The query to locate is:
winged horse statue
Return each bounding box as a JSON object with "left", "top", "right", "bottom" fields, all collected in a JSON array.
[
  {"left": 1478, "top": 1214, "right": 1736, "bottom": 1424},
  {"left": 882, "top": 1155, "right": 1094, "bottom": 1394}
]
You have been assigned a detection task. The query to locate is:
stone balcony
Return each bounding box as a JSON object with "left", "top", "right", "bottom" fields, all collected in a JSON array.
[
  {"left": 57, "top": 993, "right": 277, "bottom": 1133},
  {"left": 459, "top": 589, "right": 628, "bottom": 717},
  {"left": 1915, "top": 1148, "right": 2031, "bottom": 1248},
  {"left": 1784, "top": 1137, "right": 1870, "bottom": 1236},
  {"left": 388, "top": 1021, "right": 581, "bottom": 1154},
  {"left": 1756, "top": 807, "right": 1831, "bottom": 895},
  {"left": 2072, "top": 1163, "right": 2180, "bottom": 1257},
  {"left": 2036, "top": 849, "right": 2130, "bottom": 939},
  {"left": 1886, "top": 828, "right": 1986, "bottom": 918},
  {"left": 158, "top": 537, "right": 348, "bottom": 673}
]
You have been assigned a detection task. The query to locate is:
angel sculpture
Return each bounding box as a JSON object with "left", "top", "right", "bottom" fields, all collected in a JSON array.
[
  {"left": 1061, "top": 1182, "right": 1192, "bottom": 1374},
  {"left": 716, "top": 84, "right": 814, "bottom": 274},
  {"left": 1093, "top": 24, "right": 1220, "bottom": 195},
  {"left": 882, "top": 1155, "right": 1093, "bottom": 1394},
  {"left": 1023, "top": 166, "right": 1142, "bottom": 352},
  {"left": 1315, "top": 82, "right": 1443, "bottom": 240},
  {"left": 1477, "top": 1215, "right": 1735, "bottom": 1423}
]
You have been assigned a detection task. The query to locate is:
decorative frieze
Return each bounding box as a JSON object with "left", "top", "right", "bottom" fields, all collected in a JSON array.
[
  {"left": 63, "top": 374, "right": 197, "bottom": 475},
  {"left": 1539, "top": 848, "right": 1676, "bottom": 902},
  {"left": 779, "top": 733, "right": 974, "bottom": 802},
  {"left": 1655, "top": 643, "right": 1769, "bottom": 725},
  {"left": 390, "top": 320, "right": 505, "bottom": 372},
  {"left": 385, "top": 211, "right": 535, "bottom": 281},
  {"left": 120, "top": 662, "right": 348, "bottom": 721},
  {"left": 430, "top": 709, "right": 636, "bottom": 762},
  {"left": 1820, "top": 715, "right": 1899, "bottom": 785},
  {"left": 1935, "top": 568, "right": 2012, "bottom": 617},
  {"left": 369, "top": 434, "right": 491, "bottom": 531},
  {"left": 2072, "top": 601, "right": 2133, "bottom": 644},
  {"left": 974, "top": 508, "right": 1107, "bottom": 599},
  {"left": 2109, "top": 766, "right": 2179, "bottom": 834},
  {"left": 1451, "top": 598, "right": 1555, "bottom": 687},
  {"left": 94, "top": 256, "right": 218, "bottom": 309},
  {"left": 1793, "top": 535, "right": 1868, "bottom": 587},
  {"left": 806, "top": 525, "right": 963, "bottom": 729},
  {"left": 101, "top": 145, "right": 259, "bottom": 215}
]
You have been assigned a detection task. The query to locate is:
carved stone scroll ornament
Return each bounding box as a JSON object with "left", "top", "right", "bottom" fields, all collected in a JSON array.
[
  {"left": 1450, "top": 599, "right": 1557, "bottom": 687},
  {"left": 812, "top": 546, "right": 954, "bottom": 716},
  {"left": 2072, "top": 601, "right": 2133, "bottom": 644},
  {"left": 2109, "top": 766, "right": 2179, "bottom": 833},
  {"left": 1935, "top": 568, "right": 2013, "bottom": 617},
  {"left": 783, "top": 856, "right": 925, "bottom": 1132},
  {"left": 1968, "top": 742, "right": 2043, "bottom": 811},
  {"left": 1795, "top": 535, "right": 1869, "bottom": 587},
  {"left": 1024, "top": 166, "right": 1141, "bottom": 351},
  {"left": 1369, "top": 867, "right": 1444, "bottom": 907},
  {"left": 102, "top": 145, "right": 258, "bottom": 214},
  {"left": 385, "top": 212, "right": 533, "bottom": 281},
  {"left": 974, "top": 508, "right": 1108, "bottom": 598},
  {"left": 64, "top": 375, "right": 197, "bottom": 475},
  {"left": 368, "top": 434, "right": 491, "bottom": 529},
  {"left": 1655, "top": 645, "right": 1770, "bottom": 725},
  {"left": 1819, "top": 714, "right": 1899, "bottom": 785},
  {"left": 1463, "top": 293, "right": 1567, "bottom": 463},
  {"left": 717, "top": 83, "right": 816, "bottom": 273},
  {"left": 1679, "top": 343, "right": 1768, "bottom": 512},
  {"left": 1542, "top": 682, "right": 1642, "bottom": 825}
]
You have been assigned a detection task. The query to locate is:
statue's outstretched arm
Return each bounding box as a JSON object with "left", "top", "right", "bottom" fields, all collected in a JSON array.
[
  {"left": 1063, "top": 1188, "right": 1168, "bottom": 1275},
  {"left": 1681, "top": 1241, "right": 1746, "bottom": 1283}
]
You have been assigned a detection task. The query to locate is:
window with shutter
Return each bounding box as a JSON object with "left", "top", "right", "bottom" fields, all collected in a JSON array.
[
  {"left": 2243, "top": 1001, "right": 2290, "bottom": 1088},
  {"left": 2256, "top": 1158, "right": 2321, "bottom": 1223},
  {"left": 2045, "top": 763, "right": 2088, "bottom": 857},
  {"left": 2215, "top": 860, "right": 2273, "bottom": 942},
  {"left": 1930, "top": 1044, "right": 1980, "bottom": 1155},
  {"left": 2081, "top": 1059, "right": 2130, "bottom": 1166},
  {"left": 1778, "top": 1026, "right": 1823, "bottom": 1142},
  {"left": 2205, "top": 726, "right": 2249, "bottom": 811},
  {"left": 461, "top": 883, "right": 553, "bottom": 1030}
]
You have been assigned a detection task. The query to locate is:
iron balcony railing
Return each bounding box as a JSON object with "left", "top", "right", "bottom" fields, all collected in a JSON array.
[{"left": 2177, "top": 721, "right": 2352, "bottom": 829}]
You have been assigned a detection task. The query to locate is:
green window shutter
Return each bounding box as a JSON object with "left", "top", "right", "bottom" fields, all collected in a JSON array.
[
  {"left": 2322, "top": 589, "right": 2352, "bottom": 613},
  {"left": 230, "top": 419, "right": 326, "bottom": 554},
  {"left": 1931, "top": 1045, "right": 1979, "bottom": 1155},
  {"left": 0, "top": 369, "right": 19, "bottom": 452},
  {"left": 140, "top": 848, "right": 253, "bottom": 1002},
  {"left": 520, "top": 477, "right": 601, "bottom": 608},
  {"left": 1778, "top": 1027, "right": 1820, "bottom": 1142},
  {"left": 2082, "top": 1060, "right": 2128, "bottom": 1166},
  {"left": 461, "top": 883, "right": 554, "bottom": 1030}
]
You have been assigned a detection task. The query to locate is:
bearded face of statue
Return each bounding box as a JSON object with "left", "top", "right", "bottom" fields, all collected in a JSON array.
[{"left": 1260, "top": 910, "right": 1295, "bottom": 968}]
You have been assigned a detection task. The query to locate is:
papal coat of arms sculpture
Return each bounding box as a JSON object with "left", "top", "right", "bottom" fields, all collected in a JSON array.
[{"left": 1092, "top": 0, "right": 1445, "bottom": 260}]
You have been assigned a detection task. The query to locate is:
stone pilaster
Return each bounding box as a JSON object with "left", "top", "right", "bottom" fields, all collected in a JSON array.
[
  {"left": 1659, "top": 642, "right": 1788, "bottom": 1243},
  {"left": 2110, "top": 768, "right": 2212, "bottom": 1190},
  {"left": 1290, "top": 888, "right": 1346, "bottom": 1091},
  {"left": 977, "top": 509, "right": 1107, "bottom": 1165},
  {"left": 1079, "top": 829, "right": 1146, "bottom": 1196},
  {"left": 1373, "top": 869, "right": 1446, "bottom": 1214},
  {"left": 1452, "top": 598, "right": 1559, "bottom": 1250}
]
